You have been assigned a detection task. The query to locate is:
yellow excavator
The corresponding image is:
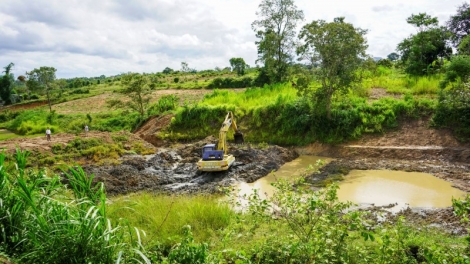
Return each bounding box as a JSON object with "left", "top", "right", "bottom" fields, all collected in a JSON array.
[{"left": 197, "top": 111, "right": 244, "bottom": 171}]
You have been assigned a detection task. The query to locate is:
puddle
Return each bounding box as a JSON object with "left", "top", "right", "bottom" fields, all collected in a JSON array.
[
  {"left": 233, "top": 156, "right": 465, "bottom": 212},
  {"left": 234, "top": 156, "right": 329, "bottom": 204},
  {"left": 337, "top": 170, "right": 466, "bottom": 210}
]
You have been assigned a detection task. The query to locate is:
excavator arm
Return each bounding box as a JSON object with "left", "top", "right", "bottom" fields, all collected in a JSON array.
[{"left": 217, "top": 111, "right": 244, "bottom": 155}]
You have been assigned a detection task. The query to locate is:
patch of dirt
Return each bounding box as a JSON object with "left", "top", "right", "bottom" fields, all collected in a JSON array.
[
  {"left": 368, "top": 87, "right": 402, "bottom": 101},
  {"left": 0, "top": 101, "right": 48, "bottom": 112},
  {"left": 134, "top": 115, "right": 173, "bottom": 147},
  {"left": 0, "top": 131, "right": 156, "bottom": 155}
]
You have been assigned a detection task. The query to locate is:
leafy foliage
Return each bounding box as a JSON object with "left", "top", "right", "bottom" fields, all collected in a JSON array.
[
  {"left": 397, "top": 13, "right": 452, "bottom": 76},
  {"left": 0, "top": 150, "right": 131, "bottom": 263},
  {"left": 107, "top": 73, "right": 151, "bottom": 119},
  {"left": 207, "top": 76, "right": 254, "bottom": 88},
  {"left": 229, "top": 57, "right": 248, "bottom": 76},
  {"left": 297, "top": 17, "right": 368, "bottom": 118},
  {"left": 433, "top": 82, "right": 470, "bottom": 140},
  {"left": 147, "top": 94, "right": 179, "bottom": 116},
  {"left": 26, "top": 66, "right": 57, "bottom": 112},
  {"left": 252, "top": 0, "right": 304, "bottom": 83},
  {"left": 0, "top": 63, "right": 15, "bottom": 105},
  {"left": 440, "top": 55, "right": 470, "bottom": 88},
  {"left": 447, "top": 2, "right": 470, "bottom": 47}
]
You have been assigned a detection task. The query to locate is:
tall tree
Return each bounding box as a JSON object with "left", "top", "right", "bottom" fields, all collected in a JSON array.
[
  {"left": 397, "top": 13, "right": 452, "bottom": 76},
  {"left": 0, "top": 63, "right": 15, "bottom": 105},
  {"left": 107, "top": 73, "right": 150, "bottom": 119},
  {"left": 229, "top": 57, "right": 247, "bottom": 76},
  {"left": 252, "top": 0, "right": 304, "bottom": 84},
  {"left": 26, "top": 66, "right": 57, "bottom": 112},
  {"left": 297, "top": 17, "right": 368, "bottom": 118},
  {"left": 447, "top": 2, "right": 470, "bottom": 47}
]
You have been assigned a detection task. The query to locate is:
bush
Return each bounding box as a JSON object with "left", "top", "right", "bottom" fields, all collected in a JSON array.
[
  {"left": 147, "top": 94, "right": 179, "bottom": 116},
  {"left": 0, "top": 150, "right": 134, "bottom": 263},
  {"left": 207, "top": 76, "right": 253, "bottom": 88},
  {"left": 433, "top": 83, "right": 470, "bottom": 141}
]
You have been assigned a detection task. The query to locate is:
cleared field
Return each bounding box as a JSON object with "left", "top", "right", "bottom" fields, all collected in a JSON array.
[{"left": 53, "top": 88, "right": 245, "bottom": 115}]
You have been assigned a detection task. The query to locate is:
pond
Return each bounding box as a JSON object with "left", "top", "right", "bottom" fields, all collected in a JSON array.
[{"left": 234, "top": 156, "right": 465, "bottom": 210}]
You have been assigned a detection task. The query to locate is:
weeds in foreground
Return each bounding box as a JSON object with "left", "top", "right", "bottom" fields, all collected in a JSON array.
[{"left": 0, "top": 149, "right": 147, "bottom": 263}]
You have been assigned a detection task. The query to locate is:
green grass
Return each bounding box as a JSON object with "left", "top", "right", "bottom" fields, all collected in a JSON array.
[
  {"left": 107, "top": 192, "right": 235, "bottom": 245},
  {"left": 199, "top": 83, "right": 297, "bottom": 112},
  {"left": 0, "top": 129, "right": 18, "bottom": 141},
  {"left": 362, "top": 68, "right": 441, "bottom": 95}
]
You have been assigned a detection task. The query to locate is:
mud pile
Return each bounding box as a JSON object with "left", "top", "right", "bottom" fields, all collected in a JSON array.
[{"left": 83, "top": 138, "right": 298, "bottom": 195}]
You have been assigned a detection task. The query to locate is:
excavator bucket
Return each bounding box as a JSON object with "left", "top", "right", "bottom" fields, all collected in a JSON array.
[{"left": 234, "top": 131, "right": 244, "bottom": 144}]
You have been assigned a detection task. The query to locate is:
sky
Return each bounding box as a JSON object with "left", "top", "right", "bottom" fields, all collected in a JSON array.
[{"left": 0, "top": 0, "right": 466, "bottom": 79}]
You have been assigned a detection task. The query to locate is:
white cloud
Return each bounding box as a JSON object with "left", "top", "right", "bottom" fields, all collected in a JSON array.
[{"left": 0, "top": 0, "right": 465, "bottom": 78}]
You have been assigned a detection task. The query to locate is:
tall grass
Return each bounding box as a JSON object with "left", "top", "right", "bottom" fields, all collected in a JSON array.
[
  {"left": 0, "top": 149, "right": 147, "bottom": 263},
  {"left": 108, "top": 193, "right": 235, "bottom": 245},
  {"left": 362, "top": 68, "right": 441, "bottom": 95},
  {"left": 200, "top": 83, "right": 297, "bottom": 111}
]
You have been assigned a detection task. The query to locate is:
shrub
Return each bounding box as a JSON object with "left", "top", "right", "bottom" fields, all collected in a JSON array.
[
  {"left": 0, "top": 150, "right": 136, "bottom": 263},
  {"left": 147, "top": 94, "right": 179, "bottom": 116}
]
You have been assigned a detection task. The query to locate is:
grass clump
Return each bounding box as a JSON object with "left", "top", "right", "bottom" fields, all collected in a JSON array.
[
  {"left": 0, "top": 149, "right": 147, "bottom": 263},
  {"left": 108, "top": 193, "right": 235, "bottom": 245}
]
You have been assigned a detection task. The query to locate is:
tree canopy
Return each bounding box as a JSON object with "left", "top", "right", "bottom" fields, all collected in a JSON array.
[
  {"left": 397, "top": 13, "right": 452, "bottom": 76},
  {"left": 229, "top": 58, "right": 247, "bottom": 76},
  {"left": 447, "top": 2, "right": 470, "bottom": 47},
  {"left": 26, "top": 66, "right": 57, "bottom": 112},
  {"left": 297, "top": 17, "right": 368, "bottom": 118},
  {"left": 107, "top": 73, "right": 150, "bottom": 120},
  {"left": 252, "top": 0, "right": 304, "bottom": 84},
  {"left": 0, "top": 63, "right": 15, "bottom": 105}
]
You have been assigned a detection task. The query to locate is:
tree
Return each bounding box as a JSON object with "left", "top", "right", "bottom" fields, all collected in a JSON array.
[
  {"left": 297, "top": 17, "right": 368, "bottom": 118},
  {"left": 447, "top": 2, "right": 470, "bottom": 47},
  {"left": 252, "top": 0, "right": 304, "bottom": 84},
  {"left": 181, "top": 62, "right": 189, "bottom": 73},
  {"left": 162, "top": 67, "right": 174, "bottom": 74},
  {"left": 397, "top": 13, "right": 452, "bottom": 76},
  {"left": 387, "top": 52, "right": 400, "bottom": 61},
  {"left": 106, "top": 73, "right": 150, "bottom": 119},
  {"left": 26, "top": 66, "right": 57, "bottom": 112},
  {"left": 0, "top": 63, "right": 15, "bottom": 105},
  {"left": 229, "top": 57, "right": 247, "bottom": 76}
]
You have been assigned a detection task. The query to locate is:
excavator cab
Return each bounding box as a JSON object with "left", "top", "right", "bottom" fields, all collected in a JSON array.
[{"left": 201, "top": 144, "right": 224, "bottom": 161}]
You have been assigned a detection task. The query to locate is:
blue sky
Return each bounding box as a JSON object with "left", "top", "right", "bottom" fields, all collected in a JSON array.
[{"left": 0, "top": 0, "right": 465, "bottom": 78}]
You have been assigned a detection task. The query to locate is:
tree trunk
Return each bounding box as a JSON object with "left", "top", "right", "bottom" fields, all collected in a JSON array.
[
  {"left": 46, "top": 89, "right": 52, "bottom": 112},
  {"left": 326, "top": 91, "right": 332, "bottom": 119}
]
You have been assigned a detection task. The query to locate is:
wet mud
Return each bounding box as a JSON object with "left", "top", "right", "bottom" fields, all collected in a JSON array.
[{"left": 82, "top": 137, "right": 298, "bottom": 195}]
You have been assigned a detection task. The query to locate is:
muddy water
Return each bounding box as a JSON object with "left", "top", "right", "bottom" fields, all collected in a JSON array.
[
  {"left": 337, "top": 170, "right": 466, "bottom": 208},
  {"left": 235, "top": 156, "right": 465, "bottom": 210},
  {"left": 235, "top": 156, "right": 329, "bottom": 200}
]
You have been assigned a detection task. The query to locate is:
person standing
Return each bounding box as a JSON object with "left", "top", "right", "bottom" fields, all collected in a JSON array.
[
  {"left": 84, "top": 124, "right": 89, "bottom": 137},
  {"left": 45, "top": 127, "right": 51, "bottom": 141}
]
